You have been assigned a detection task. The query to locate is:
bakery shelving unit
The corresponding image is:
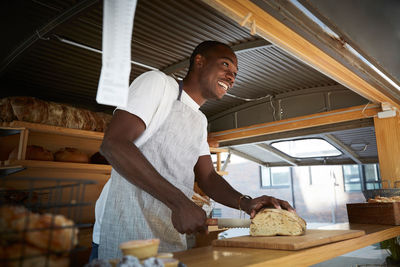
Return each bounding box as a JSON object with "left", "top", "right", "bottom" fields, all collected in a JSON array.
[
  {"left": 1, "top": 121, "right": 228, "bottom": 174},
  {"left": 0, "top": 121, "right": 109, "bottom": 228}
]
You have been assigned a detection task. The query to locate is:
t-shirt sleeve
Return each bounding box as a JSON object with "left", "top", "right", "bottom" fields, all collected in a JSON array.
[
  {"left": 116, "top": 71, "right": 166, "bottom": 128},
  {"left": 199, "top": 114, "right": 211, "bottom": 157}
]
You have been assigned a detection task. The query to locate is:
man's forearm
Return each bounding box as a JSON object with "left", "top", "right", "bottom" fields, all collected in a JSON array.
[{"left": 197, "top": 171, "right": 251, "bottom": 212}]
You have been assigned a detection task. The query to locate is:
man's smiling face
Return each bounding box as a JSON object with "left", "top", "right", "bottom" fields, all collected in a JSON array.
[{"left": 198, "top": 45, "right": 238, "bottom": 100}]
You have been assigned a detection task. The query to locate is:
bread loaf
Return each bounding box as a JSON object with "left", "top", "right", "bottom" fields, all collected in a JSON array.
[
  {"left": 368, "top": 195, "right": 400, "bottom": 203},
  {"left": 54, "top": 147, "right": 89, "bottom": 163},
  {"left": 1, "top": 96, "right": 112, "bottom": 132},
  {"left": 250, "top": 209, "right": 306, "bottom": 236},
  {"left": 9, "top": 97, "right": 49, "bottom": 123},
  {"left": 8, "top": 145, "right": 54, "bottom": 161}
]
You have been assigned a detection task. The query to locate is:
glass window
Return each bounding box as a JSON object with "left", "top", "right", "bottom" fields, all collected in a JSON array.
[
  {"left": 271, "top": 138, "right": 342, "bottom": 158},
  {"left": 260, "top": 166, "right": 271, "bottom": 187},
  {"left": 212, "top": 208, "right": 222, "bottom": 218},
  {"left": 260, "top": 166, "right": 291, "bottom": 188},
  {"left": 271, "top": 167, "right": 291, "bottom": 186},
  {"left": 364, "top": 164, "right": 379, "bottom": 182},
  {"left": 343, "top": 165, "right": 361, "bottom": 192},
  {"left": 364, "top": 164, "right": 381, "bottom": 190}
]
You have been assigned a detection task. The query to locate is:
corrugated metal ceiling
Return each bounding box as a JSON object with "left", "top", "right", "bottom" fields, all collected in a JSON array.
[
  {"left": 1, "top": 0, "right": 339, "bottom": 117},
  {"left": 1, "top": 0, "right": 377, "bottom": 166}
]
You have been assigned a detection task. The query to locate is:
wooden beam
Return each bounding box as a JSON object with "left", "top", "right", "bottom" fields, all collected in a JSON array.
[
  {"left": 208, "top": 104, "right": 380, "bottom": 143},
  {"left": 256, "top": 143, "right": 297, "bottom": 166},
  {"left": 201, "top": 0, "right": 400, "bottom": 110},
  {"left": 323, "top": 134, "right": 363, "bottom": 165},
  {"left": 219, "top": 118, "right": 373, "bottom": 147},
  {"left": 374, "top": 115, "right": 400, "bottom": 189},
  {"left": 209, "top": 147, "right": 228, "bottom": 153},
  {"left": 266, "top": 157, "right": 378, "bottom": 167},
  {"left": 216, "top": 152, "right": 221, "bottom": 171}
]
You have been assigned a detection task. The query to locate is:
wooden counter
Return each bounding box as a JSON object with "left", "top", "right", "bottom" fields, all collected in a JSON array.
[{"left": 173, "top": 223, "right": 400, "bottom": 267}]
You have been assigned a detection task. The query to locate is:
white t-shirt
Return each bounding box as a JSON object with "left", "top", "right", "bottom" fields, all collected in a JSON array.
[{"left": 93, "top": 71, "right": 210, "bottom": 244}]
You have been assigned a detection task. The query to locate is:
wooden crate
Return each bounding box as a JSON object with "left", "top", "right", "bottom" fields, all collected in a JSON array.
[{"left": 347, "top": 202, "right": 400, "bottom": 225}]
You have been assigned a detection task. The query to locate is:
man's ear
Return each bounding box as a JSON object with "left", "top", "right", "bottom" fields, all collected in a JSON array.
[{"left": 194, "top": 54, "right": 205, "bottom": 69}]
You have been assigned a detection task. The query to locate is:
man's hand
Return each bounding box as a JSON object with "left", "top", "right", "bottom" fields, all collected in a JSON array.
[
  {"left": 242, "top": 195, "right": 295, "bottom": 219},
  {"left": 170, "top": 199, "right": 208, "bottom": 235}
]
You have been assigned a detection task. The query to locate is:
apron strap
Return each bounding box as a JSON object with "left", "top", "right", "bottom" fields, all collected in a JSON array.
[{"left": 177, "top": 81, "right": 183, "bottom": 101}]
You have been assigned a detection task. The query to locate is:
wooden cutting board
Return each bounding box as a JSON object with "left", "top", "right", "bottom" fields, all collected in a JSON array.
[{"left": 212, "top": 229, "right": 365, "bottom": 250}]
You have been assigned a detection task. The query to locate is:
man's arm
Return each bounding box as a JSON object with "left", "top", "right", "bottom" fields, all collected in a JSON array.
[
  {"left": 194, "top": 155, "right": 294, "bottom": 218},
  {"left": 100, "top": 110, "right": 208, "bottom": 234}
]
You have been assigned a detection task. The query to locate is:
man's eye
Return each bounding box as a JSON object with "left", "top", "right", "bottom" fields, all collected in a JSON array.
[{"left": 223, "top": 62, "right": 229, "bottom": 67}]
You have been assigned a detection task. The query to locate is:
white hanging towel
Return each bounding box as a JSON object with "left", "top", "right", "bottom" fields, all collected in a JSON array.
[{"left": 96, "top": 0, "right": 138, "bottom": 107}]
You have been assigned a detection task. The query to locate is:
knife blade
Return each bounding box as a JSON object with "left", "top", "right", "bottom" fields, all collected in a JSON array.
[{"left": 206, "top": 218, "right": 251, "bottom": 229}]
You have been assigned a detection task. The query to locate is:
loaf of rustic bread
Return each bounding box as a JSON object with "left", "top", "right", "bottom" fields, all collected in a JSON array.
[
  {"left": 250, "top": 209, "right": 306, "bottom": 236},
  {"left": 0, "top": 96, "right": 112, "bottom": 132}
]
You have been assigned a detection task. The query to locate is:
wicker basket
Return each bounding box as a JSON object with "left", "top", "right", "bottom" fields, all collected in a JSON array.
[
  {"left": 362, "top": 180, "right": 400, "bottom": 201},
  {"left": 0, "top": 176, "right": 96, "bottom": 267}
]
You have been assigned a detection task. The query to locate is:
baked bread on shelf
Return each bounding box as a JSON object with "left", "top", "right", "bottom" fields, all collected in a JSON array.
[
  {"left": 0, "top": 96, "right": 112, "bottom": 132},
  {"left": 368, "top": 195, "right": 400, "bottom": 203},
  {"left": 250, "top": 208, "right": 306, "bottom": 236},
  {"left": 8, "top": 145, "right": 54, "bottom": 161},
  {"left": 54, "top": 147, "right": 89, "bottom": 163}
]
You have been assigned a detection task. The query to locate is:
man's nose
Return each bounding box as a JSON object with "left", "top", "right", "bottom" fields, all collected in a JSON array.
[{"left": 226, "top": 71, "right": 235, "bottom": 85}]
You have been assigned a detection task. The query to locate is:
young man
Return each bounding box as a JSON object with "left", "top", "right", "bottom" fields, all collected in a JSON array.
[{"left": 93, "top": 41, "right": 294, "bottom": 260}]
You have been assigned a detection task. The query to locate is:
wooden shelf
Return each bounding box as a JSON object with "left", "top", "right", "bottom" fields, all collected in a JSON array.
[
  {"left": 3, "top": 160, "right": 111, "bottom": 174},
  {"left": 1, "top": 121, "right": 104, "bottom": 140},
  {"left": 210, "top": 147, "right": 228, "bottom": 153}
]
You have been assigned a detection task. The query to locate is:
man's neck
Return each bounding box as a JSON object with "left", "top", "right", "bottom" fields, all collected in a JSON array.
[{"left": 182, "top": 76, "right": 206, "bottom": 106}]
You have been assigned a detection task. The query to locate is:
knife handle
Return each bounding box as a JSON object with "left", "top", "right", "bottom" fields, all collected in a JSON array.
[{"left": 206, "top": 218, "right": 218, "bottom": 226}]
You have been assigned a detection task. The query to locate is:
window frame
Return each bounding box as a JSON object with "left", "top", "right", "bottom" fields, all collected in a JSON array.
[
  {"left": 260, "top": 166, "right": 292, "bottom": 189},
  {"left": 342, "top": 164, "right": 381, "bottom": 192}
]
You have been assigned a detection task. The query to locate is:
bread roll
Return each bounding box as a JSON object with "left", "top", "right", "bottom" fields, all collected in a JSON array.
[
  {"left": 54, "top": 147, "right": 89, "bottom": 163},
  {"left": 8, "top": 145, "right": 54, "bottom": 161},
  {"left": 0, "top": 205, "right": 78, "bottom": 253},
  {"left": 250, "top": 209, "right": 306, "bottom": 236}
]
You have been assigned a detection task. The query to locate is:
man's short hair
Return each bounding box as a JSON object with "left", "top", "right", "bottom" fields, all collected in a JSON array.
[{"left": 188, "top": 41, "right": 233, "bottom": 71}]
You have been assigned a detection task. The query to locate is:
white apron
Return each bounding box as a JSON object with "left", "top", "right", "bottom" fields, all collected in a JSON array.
[{"left": 98, "top": 82, "right": 205, "bottom": 259}]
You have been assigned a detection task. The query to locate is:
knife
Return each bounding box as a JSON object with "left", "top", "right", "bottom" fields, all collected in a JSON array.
[{"left": 206, "top": 218, "right": 251, "bottom": 229}]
